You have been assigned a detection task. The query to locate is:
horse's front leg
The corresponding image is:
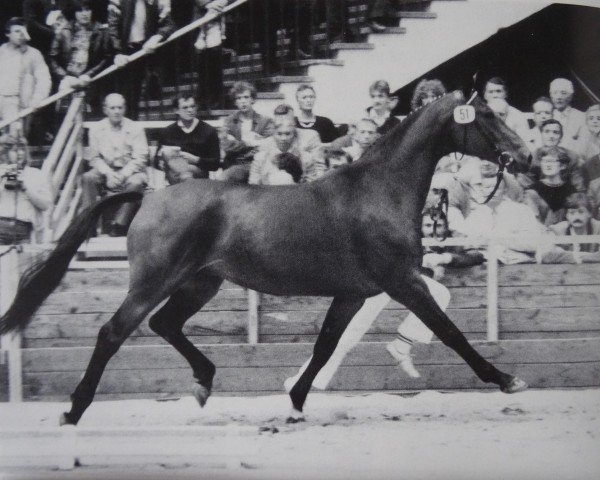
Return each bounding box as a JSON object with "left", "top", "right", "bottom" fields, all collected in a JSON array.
[
  {"left": 287, "top": 296, "right": 365, "bottom": 422},
  {"left": 382, "top": 271, "right": 527, "bottom": 393}
]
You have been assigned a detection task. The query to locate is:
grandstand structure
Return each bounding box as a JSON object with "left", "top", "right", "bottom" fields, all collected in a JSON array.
[{"left": 1, "top": 0, "right": 599, "bottom": 402}]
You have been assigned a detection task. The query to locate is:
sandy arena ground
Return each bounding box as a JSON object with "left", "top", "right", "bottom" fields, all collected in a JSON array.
[{"left": 1, "top": 388, "right": 599, "bottom": 480}]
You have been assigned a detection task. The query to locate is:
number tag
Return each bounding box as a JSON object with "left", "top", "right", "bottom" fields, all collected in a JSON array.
[{"left": 453, "top": 105, "right": 476, "bottom": 124}]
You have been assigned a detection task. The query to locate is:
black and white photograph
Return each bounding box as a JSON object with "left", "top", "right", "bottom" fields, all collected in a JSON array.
[{"left": 0, "top": 0, "right": 599, "bottom": 479}]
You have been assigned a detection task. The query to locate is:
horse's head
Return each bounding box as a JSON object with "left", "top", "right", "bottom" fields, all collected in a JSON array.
[{"left": 445, "top": 91, "right": 531, "bottom": 174}]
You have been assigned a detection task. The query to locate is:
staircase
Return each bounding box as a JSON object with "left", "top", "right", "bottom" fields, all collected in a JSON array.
[{"left": 137, "top": 0, "right": 548, "bottom": 124}]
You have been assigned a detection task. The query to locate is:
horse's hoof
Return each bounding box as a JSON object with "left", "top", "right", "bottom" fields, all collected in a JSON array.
[
  {"left": 192, "top": 383, "right": 211, "bottom": 407},
  {"left": 286, "top": 408, "right": 306, "bottom": 424},
  {"left": 501, "top": 376, "right": 528, "bottom": 394},
  {"left": 59, "top": 412, "right": 76, "bottom": 426}
]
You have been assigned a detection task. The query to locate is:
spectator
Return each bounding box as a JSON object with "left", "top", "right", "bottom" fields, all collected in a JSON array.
[
  {"left": 575, "top": 104, "right": 600, "bottom": 162},
  {"left": 0, "top": 133, "right": 52, "bottom": 244},
  {"left": 0, "top": 17, "right": 52, "bottom": 138},
  {"left": 273, "top": 103, "right": 321, "bottom": 154},
  {"left": 23, "top": 0, "right": 77, "bottom": 55},
  {"left": 459, "top": 178, "right": 549, "bottom": 264},
  {"left": 520, "top": 119, "right": 586, "bottom": 192},
  {"left": 367, "top": 0, "right": 399, "bottom": 31},
  {"left": 366, "top": 80, "right": 400, "bottom": 136},
  {"left": 488, "top": 98, "right": 509, "bottom": 123},
  {"left": 82, "top": 93, "right": 148, "bottom": 236},
  {"left": 193, "top": 0, "right": 230, "bottom": 110},
  {"left": 248, "top": 115, "right": 315, "bottom": 185},
  {"left": 526, "top": 96, "right": 554, "bottom": 153},
  {"left": 303, "top": 147, "right": 353, "bottom": 182},
  {"left": 155, "top": 95, "right": 220, "bottom": 184},
  {"left": 410, "top": 78, "right": 447, "bottom": 111},
  {"left": 483, "top": 77, "right": 529, "bottom": 140},
  {"left": 49, "top": 0, "right": 115, "bottom": 95},
  {"left": 270, "top": 152, "right": 303, "bottom": 185},
  {"left": 549, "top": 78, "right": 586, "bottom": 151},
  {"left": 223, "top": 81, "right": 273, "bottom": 147},
  {"left": 109, "top": 0, "right": 176, "bottom": 119},
  {"left": 549, "top": 193, "right": 600, "bottom": 254},
  {"left": 294, "top": 85, "right": 339, "bottom": 143},
  {"left": 524, "top": 146, "right": 577, "bottom": 226},
  {"left": 343, "top": 118, "right": 379, "bottom": 161}
]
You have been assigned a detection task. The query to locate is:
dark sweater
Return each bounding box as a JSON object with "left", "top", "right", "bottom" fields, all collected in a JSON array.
[
  {"left": 531, "top": 180, "right": 576, "bottom": 211},
  {"left": 156, "top": 120, "right": 220, "bottom": 176},
  {"left": 295, "top": 116, "right": 340, "bottom": 143}
]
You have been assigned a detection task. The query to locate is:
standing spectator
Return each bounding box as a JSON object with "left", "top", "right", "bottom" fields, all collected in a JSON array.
[
  {"left": 82, "top": 93, "right": 148, "bottom": 236},
  {"left": 519, "top": 119, "right": 586, "bottom": 193},
  {"left": 367, "top": 0, "right": 399, "bottom": 31},
  {"left": 193, "top": 0, "right": 231, "bottom": 110},
  {"left": 366, "top": 80, "right": 400, "bottom": 136},
  {"left": 23, "top": 0, "right": 77, "bottom": 55},
  {"left": 109, "top": 0, "right": 175, "bottom": 119},
  {"left": 49, "top": 0, "right": 115, "bottom": 113},
  {"left": 0, "top": 133, "right": 53, "bottom": 244},
  {"left": 0, "top": 18, "right": 52, "bottom": 137},
  {"left": 549, "top": 78, "right": 586, "bottom": 151},
  {"left": 294, "top": 85, "right": 339, "bottom": 143},
  {"left": 155, "top": 95, "right": 220, "bottom": 185},
  {"left": 410, "top": 78, "right": 447, "bottom": 111},
  {"left": 524, "top": 146, "right": 577, "bottom": 226},
  {"left": 575, "top": 104, "right": 600, "bottom": 162},
  {"left": 483, "top": 77, "right": 529, "bottom": 141},
  {"left": 526, "top": 96, "right": 554, "bottom": 153}
]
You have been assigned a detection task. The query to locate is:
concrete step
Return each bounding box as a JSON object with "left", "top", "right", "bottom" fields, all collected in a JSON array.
[
  {"left": 329, "top": 42, "right": 374, "bottom": 51},
  {"left": 395, "top": 11, "right": 437, "bottom": 19}
]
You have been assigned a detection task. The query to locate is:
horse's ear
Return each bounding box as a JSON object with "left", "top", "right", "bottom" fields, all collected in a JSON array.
[{"left": 453, "top": 91, "right": 466, "bottom": 103}]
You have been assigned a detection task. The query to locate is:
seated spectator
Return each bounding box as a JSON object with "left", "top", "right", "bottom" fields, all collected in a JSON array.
[
  {"left": 459, "top": 178, "right": 549, "bottom": 264},
  {"left": 155, "top": 95, "right": 220, "bottom": 185},
  {"left": 294, "top": 85, "right": 339, "bottom": 143},
  {"left": 0, "top": 133, "right": 52, "bottom": 244},
  {"left": 49, "top": 0, "right": 114, "bottom": 103},
  {"left": 519, "top": 119, "right": 586, "bottom": 192},
  {"left": 366, "top": 80, "right": 400, "bottom": 136},
  {"left": 526, "top": 96, "right": 554, "bottom": 153},
  {"left": 421, "top": 210, "right": 485, "bottom": 279},
  {"left": 524, "top": 146, "right": 577, "bottom": 226},
  {"left": 549, "top": 193, "right": 600, "bottom": 254},
  {"left": 269, "top": 152, "right": 303, "bottom": 185},
  {"left": 550, "top": 78, "right": 586, "bottom": 151},
  {"left": 343, "top": 118, "right": 379, "bottom": 161},
  {"left": 273, "top": 104, "right": 321, "bottom": 154},
  {"left": 248, "top": 116, "right": 312, "bottom": 185},
  {"left": 457, "top": 158, "right": 524, "bottom": 217},
  {"left": 488, "top": 98, "right": 510, "bottom": 122},
  {"left": 223, "top": 81, "right": 274, "bottom": 147},
  {"left": 0, "top": 17, "right": 52, "bottom": 137},
  {"left": 483, "top": 77, "right": 529, "bottom": 140},
  {"left": 82, "top": 93, "right": 148, "bottom": 236},
  {"left": 410, "top": 78, "right": 446, "bottom": 111},
  {"left": 303, "top": 147, "right": 353, "bottom": 182},
  {"left": 574, "top": 104, "right": 600, "bottom": 162}
]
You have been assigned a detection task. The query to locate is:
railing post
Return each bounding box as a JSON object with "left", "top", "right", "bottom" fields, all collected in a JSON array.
[
  {"left": 247, "top": 289, "right": 260, "bottom": 344},
  {"left": 0, "top": 247, "right": 23, "bottom": 402},
  {"left": 486, "top": 240, "right": 499, "bottom": 342}
]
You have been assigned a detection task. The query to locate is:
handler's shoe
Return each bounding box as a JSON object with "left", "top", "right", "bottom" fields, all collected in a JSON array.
[{"left": 386, "top": 340, "right": 421, "bottom": 378}]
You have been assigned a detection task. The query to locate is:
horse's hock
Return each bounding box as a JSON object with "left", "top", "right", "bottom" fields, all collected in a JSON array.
[{"left": 5, "top": 261, "right": 600, "bottom": 400}]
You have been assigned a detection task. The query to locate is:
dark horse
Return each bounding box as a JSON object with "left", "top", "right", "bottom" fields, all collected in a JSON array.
[{"left": 0, "top": 92, "right": 530, "bottom": 425}]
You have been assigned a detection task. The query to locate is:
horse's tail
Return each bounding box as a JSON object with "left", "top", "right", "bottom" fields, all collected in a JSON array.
[{"left": 0, "top": 191, "right": 143, "bottom": 335}]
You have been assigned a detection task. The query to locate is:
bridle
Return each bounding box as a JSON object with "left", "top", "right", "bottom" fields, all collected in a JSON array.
[{"left": 460, "top": 91, "right": 516, "bottom": 205}]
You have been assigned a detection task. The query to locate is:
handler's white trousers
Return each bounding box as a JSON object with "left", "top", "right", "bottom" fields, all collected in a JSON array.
[{"left": 292, "top": 275, "right": 451, "bottom": 389}]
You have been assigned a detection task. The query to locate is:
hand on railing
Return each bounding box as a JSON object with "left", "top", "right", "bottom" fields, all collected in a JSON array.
[{"left": 142, "top": 34, "right": 163, "bottom": 54}]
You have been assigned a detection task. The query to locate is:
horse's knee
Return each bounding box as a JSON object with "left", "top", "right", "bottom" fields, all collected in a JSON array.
[{"left": 148, "top": 314, "right": 173, "bottom": 337}]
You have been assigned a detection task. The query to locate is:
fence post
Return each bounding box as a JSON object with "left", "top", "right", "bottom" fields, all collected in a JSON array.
[
  {"left": 486, "top": 241, "right": 499, "bottom": 342},
  {"left": 247, "top": 290, "right": 260, "bottom": 344},
  {"left": 0, "top": 247, "right": 23, "bottom": 402}
]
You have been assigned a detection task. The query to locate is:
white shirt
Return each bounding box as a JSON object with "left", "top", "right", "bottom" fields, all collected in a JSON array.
[
  {"left": 554, "top": 106, "right": 586, "bottom": 151},
  {"left": 0, "top": 166, "right": 52, "bottom": 224}
]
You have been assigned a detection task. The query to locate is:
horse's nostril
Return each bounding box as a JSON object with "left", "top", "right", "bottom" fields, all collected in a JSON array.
[{"left": 527, "top": 154, "right": 533, "bottom": 165}]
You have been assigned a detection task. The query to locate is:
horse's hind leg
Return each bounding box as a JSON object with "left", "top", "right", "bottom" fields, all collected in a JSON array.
[
  {"left": 61, "top": 291, "right": 162, "bottom": 425},
  {"left": 148, "top": 273, "right": 224, "bottom": 406},
  {"left": 288, "top": 296, "right": 364, "bottom": 419},
  {"left": 385, "top": 273, "right": 527, "bottom": 393}
]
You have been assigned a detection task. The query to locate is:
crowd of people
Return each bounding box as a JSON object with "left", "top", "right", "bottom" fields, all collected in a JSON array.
[{"left": 0, "top": 0, "right": 599, "bottom": 263}]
